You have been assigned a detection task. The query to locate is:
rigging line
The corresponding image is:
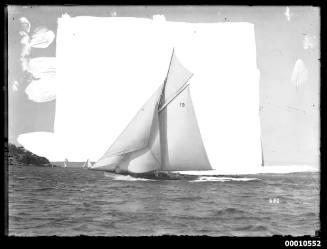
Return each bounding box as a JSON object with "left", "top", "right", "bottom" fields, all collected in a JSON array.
[
  {"left": 149, "top": 149, "right": 161, "bottom": 171},
  {"left": 158, "top": 75, "right": 193, "bottom": 113},
  {"left": 262, "top": 102, "right": 306, "bottom": 114},
  {"left": 159, "top": 48, "right": 175, "bottom": 108},
  {"left": 260, "top": 138, "right": 264, "bottom": 167},
  {"left": 165, "top": 48, "right": 175, "bottom": 81}
]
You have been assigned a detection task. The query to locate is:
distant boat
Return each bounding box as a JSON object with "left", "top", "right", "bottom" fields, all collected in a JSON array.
[
  {"left": 64, "top": 158, "right": 69, "bottom": 168},
  {"left": 82, "top": 159, "right": 87, "bottom": 168},
  {"left": 82, "top": 159, "right": 92, "bottom": 168}
]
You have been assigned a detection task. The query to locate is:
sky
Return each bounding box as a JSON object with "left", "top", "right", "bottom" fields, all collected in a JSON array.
[{"left": 7, "top": 6, "right": 320, "bottom": 167}]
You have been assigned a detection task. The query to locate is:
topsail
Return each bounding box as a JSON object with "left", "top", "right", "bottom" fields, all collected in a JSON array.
[{"left": 91, "top": 50, "right": 212, "bottom": 173}]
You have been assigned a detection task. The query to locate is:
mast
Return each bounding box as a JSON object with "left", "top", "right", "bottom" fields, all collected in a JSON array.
[
  {"left": 158, "top": 48, "right": 175, "bottom": 109},
  {"left": 156, "top": 48, "right": 175, "bottom": 172},
  {"left": 261, "top": 138, "right": 264, "bottom": 167}
]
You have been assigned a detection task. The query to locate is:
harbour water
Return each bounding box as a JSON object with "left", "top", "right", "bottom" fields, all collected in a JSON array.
[{"left": 8, "top": 165, "right": 319, "bottom": 236}]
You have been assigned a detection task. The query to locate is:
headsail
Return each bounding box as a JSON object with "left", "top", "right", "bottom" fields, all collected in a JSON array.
[{"left": 91, "top": 87, "right": 162, "bottom": 173}]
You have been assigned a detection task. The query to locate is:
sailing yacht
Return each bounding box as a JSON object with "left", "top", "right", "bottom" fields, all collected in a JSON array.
[
  {"left": 82, "top": 159, "right": 92, "bottom": 168},
  {"left": 90, "top": 49, "right": 211, "bottom": 180},
  {"left": 64, "top": 158, "right": 68, "bottom": 168}
]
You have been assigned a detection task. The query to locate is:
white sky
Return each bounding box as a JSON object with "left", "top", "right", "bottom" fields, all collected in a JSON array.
[
  {"left": 17, "top": 14, "right": 317, "bottom": 173},
  {"left": 18, "top": 14, "right": 260, "bottom": 171}
]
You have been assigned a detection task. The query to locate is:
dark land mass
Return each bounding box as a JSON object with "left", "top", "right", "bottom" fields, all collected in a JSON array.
[{"left": 6, "top": 143, "right": 52, "bottom": 167}]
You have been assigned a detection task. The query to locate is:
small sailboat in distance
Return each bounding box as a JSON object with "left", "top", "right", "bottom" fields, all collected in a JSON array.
[
  {"left": 82, "top": 159, "right": 87, "bottom": 168},
  {"left": 64, "top": 158, "right": 69, "bottom": 168},
  {"left": 82, "top": 159, "right": 92, "bottom": 168},
  {"left": 90, "top": 49, "right": 211, "bottom": 180}
]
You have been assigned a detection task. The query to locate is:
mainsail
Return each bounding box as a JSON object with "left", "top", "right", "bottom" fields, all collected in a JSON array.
[
  {"left": 159, "top": 86, "right": 211, "bottom": 171},
  {"left": 91, "top": 50, "right": 212, "bottom": 173},
  {"left": 64, "top": 158, "right": 68, "bottom": 168}
]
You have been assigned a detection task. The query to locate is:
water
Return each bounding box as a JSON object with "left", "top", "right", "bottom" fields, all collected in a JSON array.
[{"left": 8, "top": 165, "right": 320, "bottom": 236}]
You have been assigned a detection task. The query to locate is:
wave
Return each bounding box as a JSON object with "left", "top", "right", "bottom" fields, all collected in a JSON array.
[
  {"left": 104, "top": 173, "right": 155, "bottom": 181},
  {"left": 304, "top": 212, "right": 317, "bottom": 218},
  {"left": 175, "top": 165, "right": 319, "bottom": 176},
  {"left": 190, "top": 176, "right": 259, "bottom": 182},
  {"left": 169, "top": 196, "right": 202, "bottom": 201},
  {"left": 108, "top": 175, "right": 259, "bottom": 182},
  {"left": 214, "top": 207, "right": 246, "bottom": 216},
  {"left": 234, "top": 224, "right": 268, "bottom": 232},
  {"left": 36, "top": 187, "right": 55, "bottom": 191}
]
